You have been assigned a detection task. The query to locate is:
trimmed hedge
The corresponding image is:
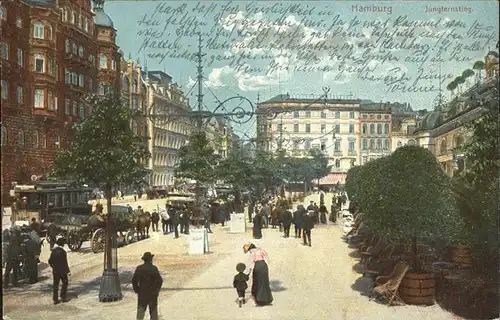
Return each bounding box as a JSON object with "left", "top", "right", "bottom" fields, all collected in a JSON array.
[{"left": 345, "top": 145, "right": 464, "bottom": 244}]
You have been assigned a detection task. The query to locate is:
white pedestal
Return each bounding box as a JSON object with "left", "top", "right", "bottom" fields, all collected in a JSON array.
[
  {"left": 230, "top": 213, "right": 246, "bottom": 233},
  {"left": 188, "top": 228, "right": 208, "bottom": 254}
]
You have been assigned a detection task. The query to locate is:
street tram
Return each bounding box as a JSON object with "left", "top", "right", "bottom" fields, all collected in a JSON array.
[{"left": 11, "top": 180, "right": 93, "bottom": 222}]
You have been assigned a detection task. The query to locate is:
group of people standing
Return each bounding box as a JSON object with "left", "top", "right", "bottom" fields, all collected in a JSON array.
[{"left": 250, "top": 195, "right": 340, "bottom": 247}]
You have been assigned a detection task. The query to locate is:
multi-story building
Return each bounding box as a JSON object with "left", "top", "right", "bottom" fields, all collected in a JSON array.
[
  {"left": 0, "top": 0, "right": 121, "bottom": 204},
  {"left": 391, "top": 117, "right": 417, "bottom": 152},
  {"left": 257, "top": 94, "right": 362, "bottom": 186},
  {"left": 359, "top": 103, "right": 392, "bottom": 165},
  {"left": 145, "top": 71, "right": 191, "bottom": 188},
  {"left": 413, "top": 51, "right": 499, "bottom": 177}
]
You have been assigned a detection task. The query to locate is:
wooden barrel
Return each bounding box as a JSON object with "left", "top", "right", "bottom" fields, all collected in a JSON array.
[
  {"left": 400, "top": 272, "right": 436, "bottom": 305},
  {"left": 451, "top": 246, "right": 472, "bottom": 265}
]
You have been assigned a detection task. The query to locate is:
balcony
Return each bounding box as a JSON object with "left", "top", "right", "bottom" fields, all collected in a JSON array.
[
  {"left": 347, "top": 150, "right": 357, "bottom": 156},
  {"left": 33, "top": 108, "right": 60, "bottom": 121}
]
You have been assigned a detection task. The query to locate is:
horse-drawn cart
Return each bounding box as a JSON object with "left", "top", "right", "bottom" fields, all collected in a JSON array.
[
  {"left": 87, "top": 204, "right": 149, "bottom": 253},
  {"left": 42, "top": 212, "right": 92, "bottom": 251}
]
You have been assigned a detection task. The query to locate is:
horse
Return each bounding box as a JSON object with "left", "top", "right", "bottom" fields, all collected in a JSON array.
[{"left": 136, "top": 211, "right": 151, "bottom": 240}]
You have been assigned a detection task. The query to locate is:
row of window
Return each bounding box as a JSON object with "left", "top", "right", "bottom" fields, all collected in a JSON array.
[
  {"left": 0, "top": 7, "right": 23, "bottom": 28},
  {"left": 361, "top": 123, "right": 390, "bottom": 135},
  {"left": 2, "top": 79, "right": 92, "bottom": 116},
  {"left": 282, "top": 123, "right": 356, "bottom": 134},
  {"left": 362, "top": 114, "right": 391, "bottom": 120},
  {"left": 153, "top": 154, "right": 179, "bottom": 167},
  {"left": 33, "top": 22, "right": 53, "bottom": 40},
  {"left": 2, "top": 43, "right": 24, "bottom": 67},
  {"left": 33, "top": 88, "right": 58, "bottom": 110},
  {"left": 64, "top": 99, "right": 89, "bottom": 118},
  {"left": 61, "top": 7, "right": 92, "bottom": 34},
  {"left": 361, "top": 138, "right": 390, "bottom": 150},
  {"left": 1, "top": 80, "right": 24, "bottom": 104},
  {"left": 292, "top": 110, "right": 356, "bottom": 119},
  {"left": 64, "top": 69, "right": 89, "bottom": 88},
  {"left": 0, "top": 126, "right": 59, "bottom": 149},
  {"left": 287, "top": 138, "right": 390, "bottom": 151}
]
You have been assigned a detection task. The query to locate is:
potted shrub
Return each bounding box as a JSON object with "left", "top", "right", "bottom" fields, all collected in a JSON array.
[{"left": 360, "top": 146, "right": 465, "bottom": 305}]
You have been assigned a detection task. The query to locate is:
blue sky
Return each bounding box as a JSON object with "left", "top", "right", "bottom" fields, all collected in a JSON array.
[{"left": 104, "top": 1, "right": 499, "bottom": 137}]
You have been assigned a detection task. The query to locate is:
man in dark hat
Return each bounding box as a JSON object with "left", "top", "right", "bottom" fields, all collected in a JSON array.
[
  {"left": 281, "top": 207, "right": 293, "bottom": 238},
  {"left": 48, "top": 238, "right": 71, "bottom": 304},
  {"left": 24, "top": 232, "right": 42, "bottom": 284},
  {"left": 302, "top": 211, "right": 314, "bottom": 247},
  {"left": 29, "top": 217, "right": 41, "bottom": 235},
  {"left": 132, "top": 252, "right": 163, "bottom": 320}
]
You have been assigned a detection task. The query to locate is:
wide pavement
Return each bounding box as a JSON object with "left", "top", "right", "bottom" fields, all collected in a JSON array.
[{"left": 3, "top": 193, "right": 457, "bottom": 320}]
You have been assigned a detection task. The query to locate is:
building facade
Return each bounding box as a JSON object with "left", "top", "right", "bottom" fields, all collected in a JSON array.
[
  {"left": 145, "top": 71, "right": 191, "bottom": 188},
  {"left": 257, "top": 94, "right": 362, "bottom": 185},
  {"left": 1, "top": 0, "right": 120, "bottom": 204},
  {"left": 391, "top": 117, "right": 417, "bottom": 152},
  {"left": 359, "top": 106, "right": 392, "bottom": 165},
  {"left": 413, "top": 55, "right": 498, "bottom": 177}
]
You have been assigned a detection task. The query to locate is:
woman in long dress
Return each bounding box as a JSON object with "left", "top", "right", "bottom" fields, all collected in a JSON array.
[
  {"left": 243, "top": 243, "right": 273, "bottom": 306},
  {"left": 252, "top": 213, "right": 263, "bottom": 239}
]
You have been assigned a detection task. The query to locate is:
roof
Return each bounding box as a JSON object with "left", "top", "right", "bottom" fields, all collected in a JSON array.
[
  {"left": 260, "top": 94, "right": 361, "bottom": 105},
  {"left": 23, "top": 0, "right": 56, "bottom": 7},
  {"left": 420, "top": 111, "right": 442, "bottom": 130},
  {"left": 315, "top": 173, "right": 346, "bottom": 185},
  {"left": 94, "top": 9, "right": 114, "bottom": 28}
]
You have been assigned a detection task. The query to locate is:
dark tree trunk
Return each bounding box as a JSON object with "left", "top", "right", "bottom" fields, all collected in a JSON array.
[{"left": 411, "top": 235, "right": 420, "bottom": 271}]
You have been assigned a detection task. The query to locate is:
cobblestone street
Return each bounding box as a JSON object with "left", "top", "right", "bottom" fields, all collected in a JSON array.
[{"left": 3, "top": 195, "right": 458, "bottom": 320}]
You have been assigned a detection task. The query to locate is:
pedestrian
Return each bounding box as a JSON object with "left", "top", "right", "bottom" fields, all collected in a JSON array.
[
  {"left": 233, "top": 263, "right": 250, "bottom": 308},
  {"left": 252, "top": 212, "right": 263, "bottom": 239},
  {"left": 277, "top": 206, "right": 283, "bottom": 232},
  {"left": 48, "top": 238, "right": 71, "bottom": 304},
  {"left": 302, "top": 211, "right": 314, "bottom": 247},
  {"left": 281, "top": 208, "right": 292, "bottom": 238},
  {"left": 3, "top": 229, "right": 21, "bottom": 288},
  {"left": 330, "top": 202, "right": 337, "bottom": 223},
  {"left": 134, "top": 190, "right": 138, "bottom": 202},
  {"left": 248, "top": 201, "right": 254, "bottom": 224},
  {"left": 132, "top": 252, "right": 163, "bottom": 320},
  {"left": 320, "top": 192, "right": 325, "bottom": 206},
  {"left": 261, "top": 203, "right": 269, "bottom": 228},
  {"left": 337, "top": 194, "right": 343, "bottom": 211},
  {"left": 171, "top": 209, "right": 180, "bottom": 239},
  {"left": 243, "top": 243, "right": 273, "bottom": 306},
  {"left": 271, "top": 205, "right": 278, "bottom": 229},
  {"left": 319, "top": 204, "right": 327, "bottom": 224},
  {"left": 47, "top": 222, "right": 58, "bottom": 249},
  {"left": 313, "top": 202, "right": 319, "bottom": 224},
  {"left": 181, "top": 205, "right": 190, "bottom": 235},
  {"left": 161, "top": 207, "right": 170, "bottom": 235},
  {"left": 29, "top": 217, "right": 41, "bottom": 235},
  {"left": 24, "top": 232, "right": 41, "bottom": 284},
  {"left": 292, "top": 205, "right": 303, "bottom": 238},
  {"left": 203, "top": 204, "right": 212, "bottom": 233}
]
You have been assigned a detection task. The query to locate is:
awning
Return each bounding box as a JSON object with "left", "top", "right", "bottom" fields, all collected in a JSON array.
[{"left": 314, "top": 173, "right": 346, "bottom": 185}]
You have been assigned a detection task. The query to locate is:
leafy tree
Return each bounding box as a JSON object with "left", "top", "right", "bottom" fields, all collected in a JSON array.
[
  {"left": 175, "top": 131, "right": 219, "bottom": 186},
  {"left": 308, "top": 148, "right": 332, "bottom": 182},
  {"left": 473, "top": 60, "right": 485, "bottom": 82},
  {"left": 454, "top": 82, "right": 499, "bottom": 250},
  {"left": 446, "top": 81, "right": 457, "bottom": 99},
  {"left": 346, "top": 146, "right": 464, "bottom": 270},
  {"left": 52, "top": 93, "right": 151, "bottom": 300},
  {"left": 216, "top": 148, "right": 254, "bottom": 211}
]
